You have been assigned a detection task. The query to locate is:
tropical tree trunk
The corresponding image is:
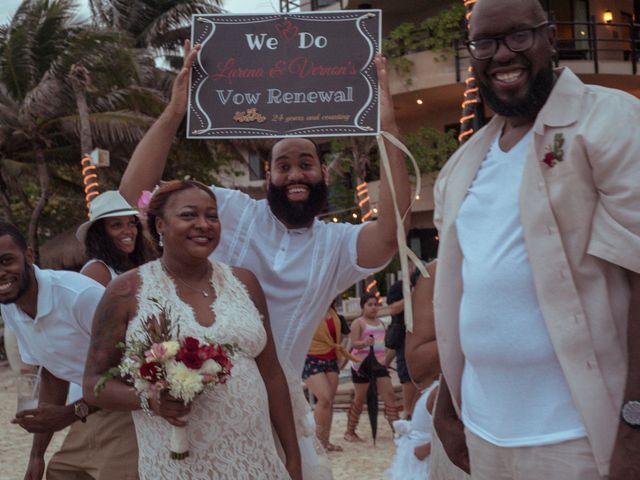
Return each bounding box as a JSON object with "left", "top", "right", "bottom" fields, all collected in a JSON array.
[
  {"left": 0, "top": 191, "right": 12, "bottom": 222},
  {"left": 0, "top": 168, "right": 14, "bottom": 221},
  {"left": 28, "top": 149, "right": 51, "bottom": 262},
  {"left": 69, "top": 64, "right": 94, "bottom": 155}
]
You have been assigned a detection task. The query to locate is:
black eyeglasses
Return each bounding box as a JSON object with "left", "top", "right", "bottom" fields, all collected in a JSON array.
[{"left": 466, "top": 22, "right": 550, "bottom": 60}]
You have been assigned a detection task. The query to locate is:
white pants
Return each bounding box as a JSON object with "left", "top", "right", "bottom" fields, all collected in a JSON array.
[{"left": 465, "top": 428, "right": 604, "bottom": 480}]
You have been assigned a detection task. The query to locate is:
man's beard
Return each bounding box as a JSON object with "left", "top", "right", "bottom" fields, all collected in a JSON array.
[
  {"left": 479, "top": 62, "right": 555, "bottom": 119},
  {"left": 267, "top": 180, "right": 328, "bottom": 228},
  {"left": 0, "top": 262, "right": 31, "bottom": 305}
]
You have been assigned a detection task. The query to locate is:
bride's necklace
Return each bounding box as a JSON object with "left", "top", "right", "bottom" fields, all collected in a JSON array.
[{"left": 161, "top": 260, "right": 211, "bottom": 298}]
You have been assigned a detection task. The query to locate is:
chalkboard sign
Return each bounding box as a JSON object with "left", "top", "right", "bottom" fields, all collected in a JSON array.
[{"left": 187, "top": 11, "right": 381, "bottom": 139}]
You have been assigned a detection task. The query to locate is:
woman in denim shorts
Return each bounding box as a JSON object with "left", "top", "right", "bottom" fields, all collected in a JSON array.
[{"left": 303, "top": 307, "right": 356, "bottom": 452}]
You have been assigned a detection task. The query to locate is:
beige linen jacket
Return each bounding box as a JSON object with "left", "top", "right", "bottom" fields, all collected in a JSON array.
[{"left": 433, "top": 68, "right": 640, "bottom": 476}]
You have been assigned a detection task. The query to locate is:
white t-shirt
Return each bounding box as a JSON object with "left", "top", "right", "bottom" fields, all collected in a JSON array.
[
  {"left": 211, "top": 186, "right": 377, "bottom": 372},
  {"left": 456, "top": 131, "right": 586, "bottom": 446},
  {"left": 0, "top": 266, "right": 105, "bottom": 387}
]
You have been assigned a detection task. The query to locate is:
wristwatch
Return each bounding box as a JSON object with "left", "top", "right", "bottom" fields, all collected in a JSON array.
[
  {"left": 74, "top": 400, "right": 90, "bottom": 423},
  {"left": 621, "top": 400, "right": 640, "bottom": 427}
]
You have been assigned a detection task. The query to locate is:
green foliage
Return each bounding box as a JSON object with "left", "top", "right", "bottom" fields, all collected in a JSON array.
[
  {"left": 421, "top": 4, "right": 467, "bottom": 59},
  {"left": 382, "top": 22, "right": 428, "bottom": 58},
  {"left": 403, "top": 127, "right": 459, "bottom": 174},
  {"left": 382, "top": 4, "right": 466, "bottom": 80}
]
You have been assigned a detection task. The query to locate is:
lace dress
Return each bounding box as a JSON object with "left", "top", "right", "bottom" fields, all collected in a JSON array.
[{"left": 127, "top": 260, "right": 291, "bottom": 480}]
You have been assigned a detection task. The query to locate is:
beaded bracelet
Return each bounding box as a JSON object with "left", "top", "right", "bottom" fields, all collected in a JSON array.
[{"left": 140, "top": 390, "right": 154, "bottom": 417}]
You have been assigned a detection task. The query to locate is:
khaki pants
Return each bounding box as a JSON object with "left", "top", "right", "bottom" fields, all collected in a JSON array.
[
  {"left": 46, "top": 410, "right": 139, "bottom": 480},
  {"left": 429, "top": 425, "right": 472, "bottom": 480},
  {"left": 465, "top": 428, "right": 604, "bottom": 480}
]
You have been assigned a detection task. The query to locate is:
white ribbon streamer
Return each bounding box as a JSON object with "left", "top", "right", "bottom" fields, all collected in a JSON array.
[{"left": 376, "top": 130, "right": 430, "bottom": 333}]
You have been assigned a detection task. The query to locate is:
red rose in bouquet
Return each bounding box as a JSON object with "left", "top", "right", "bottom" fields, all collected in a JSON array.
[
  {"left": 176, "top": 337, "right": 206, "bottom": 370},
  {"left": 204, "top": 345, "right": 233, "bottom": 382},
  {"left": 140, "top": 361, "right": 163, "bottom": 382},
  {"left": 182, "top": 336, "right": 201, "bottom": 352}
]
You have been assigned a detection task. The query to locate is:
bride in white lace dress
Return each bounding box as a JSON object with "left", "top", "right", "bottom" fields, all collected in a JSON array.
[{"left": 84, "top": 180, "right": 302, "bottom": 480}]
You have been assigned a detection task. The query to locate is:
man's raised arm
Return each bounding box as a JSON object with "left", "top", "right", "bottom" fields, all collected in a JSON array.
[
  {"left": 357, "top": 55, "right": 411, "bottom": 269},
  {"left": 119, "top": 40, "right": 200, "bottom": 205}
]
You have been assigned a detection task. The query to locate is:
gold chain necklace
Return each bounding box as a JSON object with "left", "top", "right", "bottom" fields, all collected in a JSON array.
[{"left": 161, "top": 261, "right": 211, "bottom": 298}]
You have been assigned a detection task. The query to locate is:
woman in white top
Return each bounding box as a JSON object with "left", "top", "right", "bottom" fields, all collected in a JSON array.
[{"left": 76, "top": 190, "right": 150, "bottom": 285}]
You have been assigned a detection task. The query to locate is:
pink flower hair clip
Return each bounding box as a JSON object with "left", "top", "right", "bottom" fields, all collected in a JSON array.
[{"left": 137, "top": 185, "right": 160, "bottom": 221}]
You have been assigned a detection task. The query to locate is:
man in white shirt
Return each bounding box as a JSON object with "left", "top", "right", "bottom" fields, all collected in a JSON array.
[
  {"left": 119, "top": 46, "right": 410, "bottom": 374},
  {"left": 432, "top": 0, "right": 640, "bottom": 479},
  {"left": 0, "top": 221, "right": 138, "bottom": 480}
]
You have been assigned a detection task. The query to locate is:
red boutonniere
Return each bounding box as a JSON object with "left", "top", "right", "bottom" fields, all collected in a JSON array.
[{"left": 542, "top": 133, "right": 565, "bottom": 168}]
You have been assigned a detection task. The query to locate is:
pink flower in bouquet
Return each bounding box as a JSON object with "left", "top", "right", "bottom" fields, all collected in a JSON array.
[{"left": 145, "top": 343, "right": 168, "bottom": 362}]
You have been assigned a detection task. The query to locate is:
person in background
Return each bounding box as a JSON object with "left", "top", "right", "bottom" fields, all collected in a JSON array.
[
  {"left": 385, "top": 380, "right": 439, "bottom": 480},
  {"left": 343, "top": 292, "right": 399, "bottom": 442},
  {"left": 304, "top": 306, "right": 358, "bottom": 452},
  {"left": 76, "top": 190, "right": 150, "bottom": 286},
  {"left": 405, "top": 261, "right": 470, "bottom": 480},
  {"left": 384, "top": 264, "right": 420, "bottom": 419},
  {"left": 62, "top": 189, "right": 151, "bottom": 477},
  {"left": 0, "top": 221, "right": 138, "bottom": 480}
]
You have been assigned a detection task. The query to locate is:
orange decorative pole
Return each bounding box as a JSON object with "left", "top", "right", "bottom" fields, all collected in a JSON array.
[
  {"left": 355, "top": 179, "right": 382, "bottom": 301},
  {"left": 81, "top": 155, "right": 99, "bottom": 215},
  {"left": 459, "top": 0, "right": 483, "bottom": 144}
]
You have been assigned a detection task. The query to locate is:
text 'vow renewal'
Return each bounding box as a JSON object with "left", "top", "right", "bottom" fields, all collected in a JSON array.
[{"left": 188, "top": 11, "right": 381, "bottom": 139}]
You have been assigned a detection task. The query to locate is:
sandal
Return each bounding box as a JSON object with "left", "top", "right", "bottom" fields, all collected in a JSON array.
[
  {"left": 343, "top": 432, "right": 363, "bottom": 443},
  {"left": 326, "top": 443, "right": 344, "bottom": 452}
]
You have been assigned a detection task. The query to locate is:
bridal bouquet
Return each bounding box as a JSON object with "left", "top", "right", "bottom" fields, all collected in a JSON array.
[{"left": 95, "top": 299, "right": 238, "bottom": 459}]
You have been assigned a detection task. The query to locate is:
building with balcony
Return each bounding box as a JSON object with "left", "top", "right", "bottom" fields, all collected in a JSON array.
[
  {"left": 215, "top": 1, "right": 639, "bottom": 262},
  {"left": 274, "top": 0, "right": 640, "bottom": 262}
]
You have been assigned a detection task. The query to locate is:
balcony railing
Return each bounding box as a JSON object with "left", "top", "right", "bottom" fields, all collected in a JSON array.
[
  {"left": 275, "top": 4, "right": 640, "bottom": 78},
  {"left": 451, "top": 19, "right": 640, "bottom": 81},
  {"left": 279, "top": 0, "right": 346, "bottom": 11}
]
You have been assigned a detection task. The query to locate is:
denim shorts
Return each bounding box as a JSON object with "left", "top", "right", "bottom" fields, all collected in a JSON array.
[{"left": 302, "top": 356, "right": 340, "bottom": 380}]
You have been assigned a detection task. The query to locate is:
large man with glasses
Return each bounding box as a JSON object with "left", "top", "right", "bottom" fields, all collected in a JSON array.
[{"left": 431, "top": 0, "right": 640, "bottom": 479}]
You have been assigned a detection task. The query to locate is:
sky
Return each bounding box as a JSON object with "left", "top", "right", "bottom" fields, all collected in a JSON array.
[{"left": 0, "top": 0, "right": 282, "bottom": 24}]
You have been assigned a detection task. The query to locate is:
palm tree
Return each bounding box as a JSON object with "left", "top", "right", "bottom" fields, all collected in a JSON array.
[
  {"left": 0, "top": 0, "right": 157, "bottom": 256},
  {"left": 89, "top": 0, "right": 223, "bottom": 69}
]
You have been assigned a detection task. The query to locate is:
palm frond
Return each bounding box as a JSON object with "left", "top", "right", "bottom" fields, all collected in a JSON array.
[
  {"left": 136, "top": 1, "right": 222, "bottom": 50},
  {"left": 57, "top": 110, "right": 156, "bottom": 145}
]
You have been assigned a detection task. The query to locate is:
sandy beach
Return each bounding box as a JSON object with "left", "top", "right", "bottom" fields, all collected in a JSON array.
[{"left": 0, "top": 364, "right": 395, "bottom": 480}]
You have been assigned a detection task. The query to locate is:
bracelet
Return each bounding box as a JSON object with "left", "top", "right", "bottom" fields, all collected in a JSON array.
[{"left": 140, "top": 390, "right": 154, "bottom": 417}]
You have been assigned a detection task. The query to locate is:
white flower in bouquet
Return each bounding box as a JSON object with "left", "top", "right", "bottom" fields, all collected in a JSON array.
[
  {"left": 166, "top": 360, "right": 204, "bottom": 404},
  {"left": 200, "top": 359, "right": 222, "bottom": 377},
  {"left": 134, "top": 377, "right": 150, "bottom": 393},
  {"left": 162, "top": 340, "right": 180, "bottom": 358},
  {"left": 119, "top": 356, "right": 139, "bottom": 377}
]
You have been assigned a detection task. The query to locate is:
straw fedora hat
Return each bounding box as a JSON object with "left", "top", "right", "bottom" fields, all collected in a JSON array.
[{"left": 75, "top": 190, "right": 139, "bottom": 243}]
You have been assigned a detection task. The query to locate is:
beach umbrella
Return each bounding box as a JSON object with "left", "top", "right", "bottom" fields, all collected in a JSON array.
[{"left": 357, "top": 340, "right": 387, "bottom": 445}]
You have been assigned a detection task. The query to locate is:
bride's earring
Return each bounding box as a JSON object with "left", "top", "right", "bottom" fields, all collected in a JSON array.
[{"left": 159, "top": 233, "right": 164, "bottom": 248}]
